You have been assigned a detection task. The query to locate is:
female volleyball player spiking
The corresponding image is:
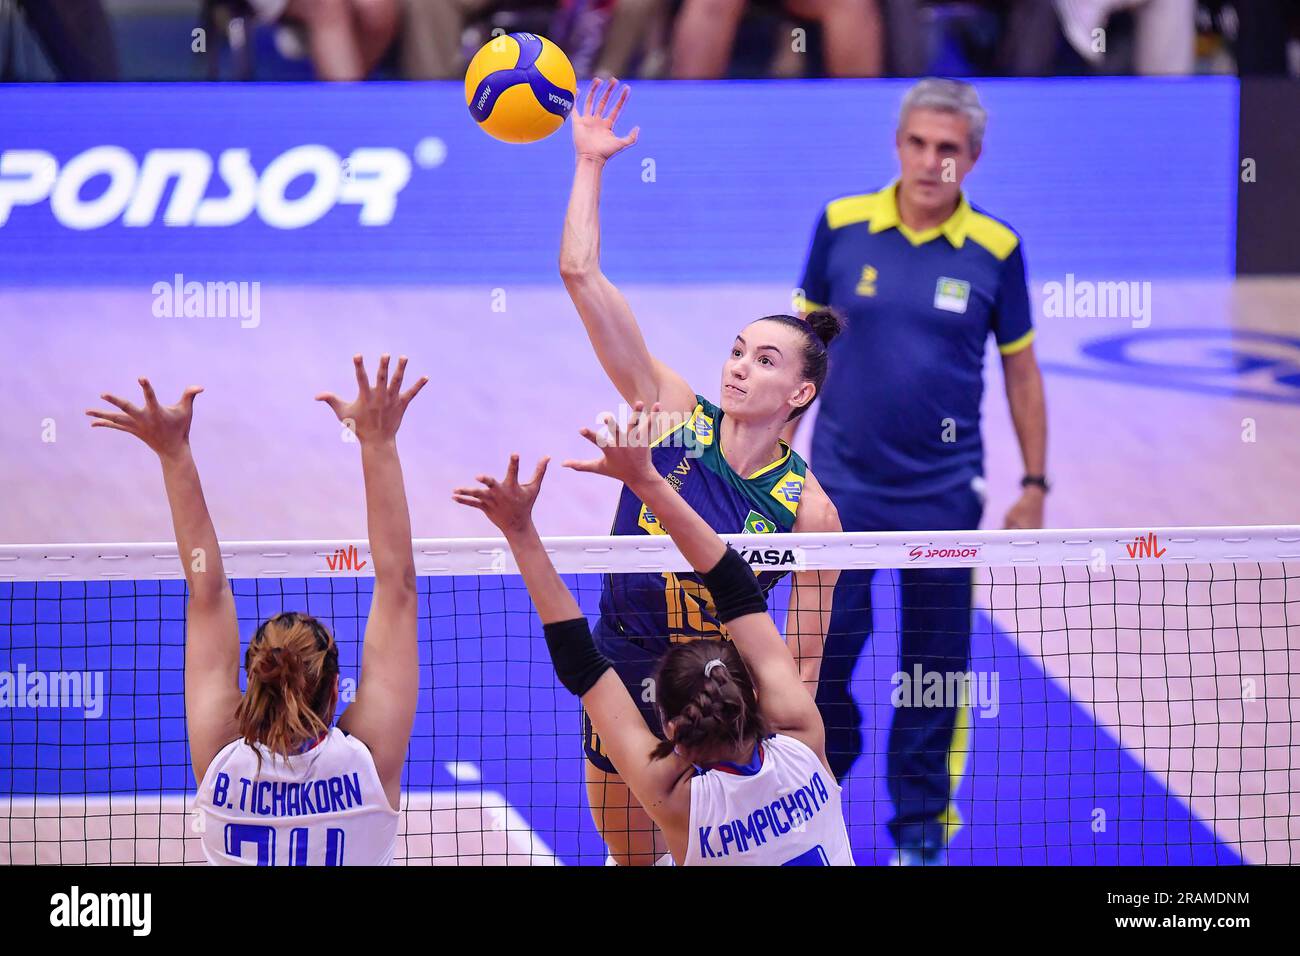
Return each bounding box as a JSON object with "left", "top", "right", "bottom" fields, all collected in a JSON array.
[
  {"left": 558, "top": 77, "right": 845, "bottom": 864},
  {"left": 87, "top": 354, "right": 427, "bottom": 866},
  {"left": 452, "top": 403, "right": 853, "bottom": 866}
]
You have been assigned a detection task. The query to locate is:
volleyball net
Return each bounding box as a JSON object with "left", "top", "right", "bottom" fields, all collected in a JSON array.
[{"left": 1, "top": 526, "right": 1297, "bottom": 866}]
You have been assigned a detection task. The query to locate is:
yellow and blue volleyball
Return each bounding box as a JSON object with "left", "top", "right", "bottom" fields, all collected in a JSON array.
[{"left": 464, "top": 33, "right": 577, "bottom": 144}]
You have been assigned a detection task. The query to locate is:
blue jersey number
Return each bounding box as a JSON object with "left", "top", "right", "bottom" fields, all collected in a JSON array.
[
  {"left": 781, "top": 844, "right": 830, "bottom": 866},
  {"left": 225, "top": 824, "right": 345, "bottom": 866}
]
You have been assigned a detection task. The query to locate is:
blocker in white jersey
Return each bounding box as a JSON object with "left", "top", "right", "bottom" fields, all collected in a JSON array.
[
  {"left": 196, "top": 727, "right": 399, "bottom": 866},
  {"left": 686, "top": 734, "right": 853, "bottom": 866},
  {"left": 88, "top": 357, "right": 427, "bottom": 868},
  {"left": 457, "top": 404, "right": 850, "bottom": 868}
]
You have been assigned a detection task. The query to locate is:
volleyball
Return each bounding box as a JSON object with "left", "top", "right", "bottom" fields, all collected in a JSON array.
[{"left": 464, "top": 32, "right": 577, "bottom": 144}]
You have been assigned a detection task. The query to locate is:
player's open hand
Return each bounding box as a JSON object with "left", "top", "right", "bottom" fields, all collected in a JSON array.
[
  {"left": 86, "top": 378, "right": 202, "bottom": 459},
  {"left": 564, "top": 401, "right": 660, "bottom": 489},
  {"left": 572, "top": 78, "right": 639, "bottom": 163},
  {"left": 453, "top": 454, "right": 550, "bottom": 535},
  {"left": 317, "top": 354, "right": 427, "bottom": 445}
]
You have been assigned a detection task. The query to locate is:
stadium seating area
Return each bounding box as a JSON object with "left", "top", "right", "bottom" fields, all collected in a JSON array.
[{"left": 1, "top": 0, "right": 1296, "bottom": 82}]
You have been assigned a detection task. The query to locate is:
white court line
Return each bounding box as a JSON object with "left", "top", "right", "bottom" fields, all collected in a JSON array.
[
  {"left": 0, "top": 791, "right": 561, "bottom": 866},
  {"left": 445, "top": 762, "right": 483, "bottom": 783},
  {"left": 977, "top": 568, "right": 1299, "bottom": 866}
]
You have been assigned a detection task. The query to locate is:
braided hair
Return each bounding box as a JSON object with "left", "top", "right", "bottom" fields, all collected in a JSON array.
[{"left": 650, "top": 639, "right": 770, "bottom": 763}]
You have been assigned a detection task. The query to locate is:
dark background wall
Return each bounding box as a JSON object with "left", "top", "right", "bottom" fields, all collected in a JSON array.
[{"left": 1236, "top": 77, "right": 1300, "bottom": 275}]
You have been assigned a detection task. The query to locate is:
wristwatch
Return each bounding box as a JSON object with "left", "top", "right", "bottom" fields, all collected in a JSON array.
[{"left": 1021, "top": 474, "right": 1051, "bottom": 493}]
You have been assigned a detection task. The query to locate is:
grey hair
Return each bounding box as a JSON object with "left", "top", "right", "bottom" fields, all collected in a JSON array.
[{"left": 897, "top": 78, "right": 987, "bottom": 155}]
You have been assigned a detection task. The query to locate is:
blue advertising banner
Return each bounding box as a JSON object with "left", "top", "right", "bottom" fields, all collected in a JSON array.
[{"left": 0, "top": 78, "right": 1236, "bottom": 285}]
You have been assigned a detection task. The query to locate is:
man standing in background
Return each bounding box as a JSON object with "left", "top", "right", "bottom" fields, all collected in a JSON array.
[{"left": 792, "top": 78, "right": 1049, "bottom": 865}]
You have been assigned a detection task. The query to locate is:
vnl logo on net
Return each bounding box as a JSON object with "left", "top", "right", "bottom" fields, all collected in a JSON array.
[{"left": 0, "top": 141, "right": 446, "bottom": 230}]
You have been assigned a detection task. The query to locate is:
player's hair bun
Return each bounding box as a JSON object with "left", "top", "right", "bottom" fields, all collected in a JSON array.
[
  {"left": 805, "top": 307, "right": 845, "bottom": 347},
  {"left": 252, "top": 645, "right": 305, "bottom": 692},
  {"left": 236, "top": 612, "right": 340, "bottom": 771}
]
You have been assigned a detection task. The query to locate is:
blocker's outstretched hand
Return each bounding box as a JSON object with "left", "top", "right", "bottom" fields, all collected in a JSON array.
[
  {"left": 317, "top": 354, "right": 427, "bottom": 445},
  {"left": 87, "top": 378, "right": 202, "bottom": 459},
  {"left": 453, "top": 454, "right": 551, "bottom": 536},
  {"left": 572, "top": 77, "right": 639, "bottom": 163},
  {"left": 564, "top": 401, "right": 660, "bottom": 489}
]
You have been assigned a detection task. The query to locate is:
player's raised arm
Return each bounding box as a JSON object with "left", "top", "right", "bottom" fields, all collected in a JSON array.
[
  {"left": 559, "top": 78, "right": 696, "bottom": 426},
  {"left": 452, "top": 454, "right": 694, "bottom": 828},
  {"left": 320, "top": 355, "right": 428, "bottom": 809},
  {"left": 87, "top": 380, "right": 241, "bottom": 783},
  {"left": 566, "top": 404, "right": 826, "bottom": 749}
]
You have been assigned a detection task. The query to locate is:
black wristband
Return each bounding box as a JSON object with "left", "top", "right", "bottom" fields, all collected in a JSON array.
[
  {"left": 542, "top": 618, "right": 612, "bottom": 698},
  {"left": 699, "top": 547, "right": 767, "bottom": 623},
  {"left": 1021, "top": 474, "right": 1051, "bottom": 493}
]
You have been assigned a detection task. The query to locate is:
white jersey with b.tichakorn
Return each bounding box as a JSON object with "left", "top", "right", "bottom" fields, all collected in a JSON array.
[
  {"left": 196, "top": 727, "right": 399, "bottom": 866},
  {"left": 685, "top": 733, "right": 854, "bottom": 866}
]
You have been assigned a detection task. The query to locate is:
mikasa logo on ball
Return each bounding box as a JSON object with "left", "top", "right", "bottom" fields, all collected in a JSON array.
[{"left": 465, "top": 31, "right": 576, "bottom": 144}]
